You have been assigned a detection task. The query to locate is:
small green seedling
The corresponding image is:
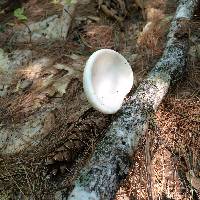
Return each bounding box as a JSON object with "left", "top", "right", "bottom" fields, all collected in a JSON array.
[{"left": 14, "top": 8, "right": 27, "bottom": 21}]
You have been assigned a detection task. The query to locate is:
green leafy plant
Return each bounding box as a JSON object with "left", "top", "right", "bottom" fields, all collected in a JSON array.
[{"left": 14, "top": 8, "right": 27, "bottom": 21}]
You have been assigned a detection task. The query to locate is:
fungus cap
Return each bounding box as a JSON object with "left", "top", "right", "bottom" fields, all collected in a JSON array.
[{"left": 83, "top": 49, "right": 134, "bottom": 114}]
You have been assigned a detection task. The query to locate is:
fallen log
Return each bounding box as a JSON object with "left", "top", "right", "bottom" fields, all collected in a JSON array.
[{"left": 68, "top": 0, "right": 199, "bottom": 199}]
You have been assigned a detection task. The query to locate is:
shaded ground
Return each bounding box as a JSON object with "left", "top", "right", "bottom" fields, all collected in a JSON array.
[{"left": 0, "top": 0, "right": 199, "bottom": 199}]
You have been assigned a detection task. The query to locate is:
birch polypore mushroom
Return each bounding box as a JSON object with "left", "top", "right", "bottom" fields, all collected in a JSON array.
[{"left": 83, "top": 49, "right": 134, "bottom": 114}]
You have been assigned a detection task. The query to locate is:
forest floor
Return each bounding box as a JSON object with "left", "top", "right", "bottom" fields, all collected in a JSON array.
[{"left": 0, "top": 0, "right": 200, "bottom": 199}]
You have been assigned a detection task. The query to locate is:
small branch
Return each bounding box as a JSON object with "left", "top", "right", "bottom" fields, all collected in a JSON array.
[{"left": 67, "top": 0, "right": 199, "bottom": 199}]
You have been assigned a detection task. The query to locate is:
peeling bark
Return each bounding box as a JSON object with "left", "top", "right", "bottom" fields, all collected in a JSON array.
[{"left": 68, "top": 0, "right": 199, "bottom": 199}]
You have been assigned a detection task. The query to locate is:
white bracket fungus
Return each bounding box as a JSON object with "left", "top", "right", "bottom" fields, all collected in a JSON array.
[{"left": 83, "top": 49, "right": 134, "bottom": 114}]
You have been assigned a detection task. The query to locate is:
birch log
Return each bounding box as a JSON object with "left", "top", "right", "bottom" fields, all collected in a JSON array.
[{"left": 68, "top": 0, "right": 199, "bottom": 199}]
